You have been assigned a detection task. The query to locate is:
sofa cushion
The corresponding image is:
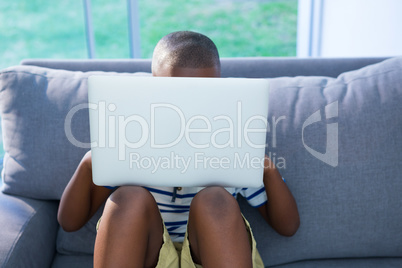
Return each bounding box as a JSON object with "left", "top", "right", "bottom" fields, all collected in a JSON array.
[
  {"left": 0, "top": 192, "right": 58, "bottom": 267},
  {"left": 256, "top": 56, "right": 402, "bottom": 266},
  {"left": 269, "top": 257, "right": 402, "bottom": 268},
  {"left": 56, "top": 205, "right": 102, "bottom": 256},
  {"left": 0, "top": 66, "right": 150, "bottom": 199}
]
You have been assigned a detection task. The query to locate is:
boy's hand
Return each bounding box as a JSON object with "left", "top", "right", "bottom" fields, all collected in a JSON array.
[
  {"left": 257, "top": 155, "right": 300, "bottom": 236},
  {"left": 82, "top": 150, "right": 92, "bottom": 171},
  {"left": 263, "top": 155, "right": 275, "bottom": 174},
  {"left": 58, "top": 150, "right": 112, "bottom": 232}
]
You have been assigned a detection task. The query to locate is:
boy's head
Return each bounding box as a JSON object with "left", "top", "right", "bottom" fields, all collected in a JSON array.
[{"left": 152, "top": 31, "right": 221, "bottom": 78}]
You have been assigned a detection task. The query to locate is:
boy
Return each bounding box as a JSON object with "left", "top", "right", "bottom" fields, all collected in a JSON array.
[{"left": 58, "top": 31, "right": 299, "bottom": 268}]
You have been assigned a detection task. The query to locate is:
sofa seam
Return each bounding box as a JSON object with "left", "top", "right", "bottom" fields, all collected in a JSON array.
[
  {"left": 2, "top": 201, "right": 46, "bottom": 267},
  {"left": 0, "top": 70, "right": 87, "bottom": 81},
  {"left": 0, "top": 69, "right": 134, "bottom": 81},
  {"left": 338, "top": 68, "right": 399, "bottom": 84},
  {"left": 1, "top": 154, "right": 27, "bottom": 188}
]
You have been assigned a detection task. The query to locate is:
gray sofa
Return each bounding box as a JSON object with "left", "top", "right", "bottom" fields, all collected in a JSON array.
[{"left": 1, "top": 56, "right": 401, "bottom": 267}]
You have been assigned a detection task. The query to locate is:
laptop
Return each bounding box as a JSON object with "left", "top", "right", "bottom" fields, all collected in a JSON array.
[{"left": 88, "top": 75, "right": 269, "bottom": 188}]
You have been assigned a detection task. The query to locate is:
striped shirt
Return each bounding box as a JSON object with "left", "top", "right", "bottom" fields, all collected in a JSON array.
[{"left": 145, "top": 186, "right": 267, "bottom": 242}]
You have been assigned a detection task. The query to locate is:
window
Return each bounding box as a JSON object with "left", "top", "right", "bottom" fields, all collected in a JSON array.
[
  {"left": 0, "top": 0, "right": 298, "bottom": 166},
  {"left": 0, "top": 1, "right": 88, "bottom": 69},
  {"left": 135, "top": 0, "right": 298, "bottom": 59},
  {"left": 1, "top": 0, "right": 297, "bottom": 68}
]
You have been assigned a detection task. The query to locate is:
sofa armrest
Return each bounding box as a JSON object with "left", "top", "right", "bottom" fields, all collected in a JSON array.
[{"left": 0, "top": 192, "right": 59, "bottom": 268}]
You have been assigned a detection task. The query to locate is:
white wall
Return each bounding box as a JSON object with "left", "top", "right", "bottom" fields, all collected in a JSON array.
[{"left": 297, "top": 0, "right": 402, "bottom": 57}]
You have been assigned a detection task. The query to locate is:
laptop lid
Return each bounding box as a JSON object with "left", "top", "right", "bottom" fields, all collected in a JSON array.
[{"left": 88, "top": 76, "right": 269, "bottom": 188}]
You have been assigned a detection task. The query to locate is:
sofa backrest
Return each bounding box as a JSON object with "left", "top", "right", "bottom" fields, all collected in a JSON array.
[{"left": 21, "top": 57, "right": 388, "bottom": 78}]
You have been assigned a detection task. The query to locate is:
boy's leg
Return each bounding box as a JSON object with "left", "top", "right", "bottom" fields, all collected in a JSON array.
[
  {"left": 94, "top": 186, "right": 163, "bottom": 268},
  {"left": 186, "top": 186, "right": 252, "bottom": 268}
]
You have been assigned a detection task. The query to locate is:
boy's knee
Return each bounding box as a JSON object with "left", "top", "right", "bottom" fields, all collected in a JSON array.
[
  {"left": 108, "top": 186, "right": 157, "bottom": 215},
  {"left": 190, "top": 186, "right": 240, "bottom": 219}
]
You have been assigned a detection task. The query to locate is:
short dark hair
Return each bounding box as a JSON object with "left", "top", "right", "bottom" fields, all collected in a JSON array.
[{"left": 152, "top": 31, "right": 220, "bottom": 73}]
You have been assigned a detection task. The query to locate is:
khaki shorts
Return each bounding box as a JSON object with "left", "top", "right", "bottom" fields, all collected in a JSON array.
[
  {"left": 156, "top": 215, "right": 265, "bottom": 268},
  {"left": 97, "top": 216, "right": 264, "bottom": 268}
]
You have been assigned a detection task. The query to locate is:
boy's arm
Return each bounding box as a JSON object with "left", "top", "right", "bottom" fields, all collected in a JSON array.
[
  {"left": 257, "top": 156, "right": 300, "bottom": 236},
  {"left": 58, "top": 151, "right": 113, "bottom": 232}
]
